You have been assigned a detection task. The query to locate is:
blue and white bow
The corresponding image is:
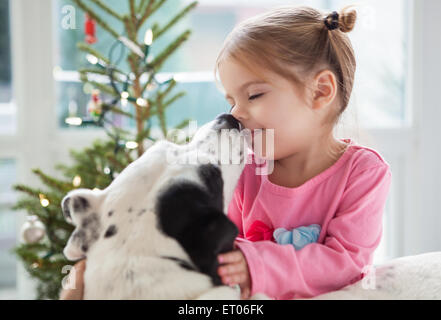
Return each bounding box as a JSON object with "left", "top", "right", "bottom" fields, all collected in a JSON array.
[{"left": 273, "top": 224, "right": 321, "bottom": 250}]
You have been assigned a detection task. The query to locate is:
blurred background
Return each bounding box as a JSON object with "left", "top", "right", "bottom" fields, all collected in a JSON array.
[{"left": 0, "top": 0, "right": 440, "bottom": 299}]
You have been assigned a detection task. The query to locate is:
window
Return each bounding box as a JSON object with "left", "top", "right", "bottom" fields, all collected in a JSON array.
[
  {"left": 0, "top": 0, "right": 17, "bottom": 297},
  {"left": 0, "top": 0, "right": 14, "bottom": 134},
  {"left": 0, "top": 159, "right": 17, "bottom": 293},
  {"left": 332, "top": 0, "right": 409, "bottom": 128},
  {"left": 53, "top": 0, "right": 409, "bottom": 131}
]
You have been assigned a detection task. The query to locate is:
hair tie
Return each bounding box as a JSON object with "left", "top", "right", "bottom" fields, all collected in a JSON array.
[{"left": 324, "top": 11, "right": 339, "bottom": 31}]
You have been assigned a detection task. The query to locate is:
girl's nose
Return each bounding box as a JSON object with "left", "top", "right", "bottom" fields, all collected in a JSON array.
[{"left": 230, "top": 104, "right": 249, "bottom": 122}]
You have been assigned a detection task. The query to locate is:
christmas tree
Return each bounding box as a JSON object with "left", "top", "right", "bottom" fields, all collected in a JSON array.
[{"left": 11, "top": 0, "right": 198, "bottom": 300}]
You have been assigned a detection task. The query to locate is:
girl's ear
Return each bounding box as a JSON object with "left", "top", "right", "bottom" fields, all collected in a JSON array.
[{"left": 312, "top": 69, "right": 338, "bottom": 110}]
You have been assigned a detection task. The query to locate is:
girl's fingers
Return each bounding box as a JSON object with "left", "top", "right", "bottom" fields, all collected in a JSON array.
[
  {"left": 222, "top": 272, "right": 246, "bottom": 286},
  {"left": 218, "top": 262, "right": 245, "bottom": 276},
  {"left": 218, "top": 250, "right": 243, "bottom": 264}
]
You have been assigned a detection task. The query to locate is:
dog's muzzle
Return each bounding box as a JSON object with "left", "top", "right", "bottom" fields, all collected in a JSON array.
[{"left": 212, "top": 113, "right": 242, "bottom": 131}]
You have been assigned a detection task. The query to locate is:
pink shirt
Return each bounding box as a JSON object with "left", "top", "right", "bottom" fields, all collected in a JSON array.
[{"left": 228, "top": 138, "right": 392, "bottom": 300}]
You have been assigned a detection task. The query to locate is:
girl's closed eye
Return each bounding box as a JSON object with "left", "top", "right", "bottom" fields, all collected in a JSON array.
[
  {"left": 249, "top": 93, "right": 264, "bottom": 100},
  {"left": 229, "top": 93, "right": 265, "bottom": 112}
]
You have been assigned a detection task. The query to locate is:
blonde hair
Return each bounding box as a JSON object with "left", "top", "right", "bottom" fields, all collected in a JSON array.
[{"left": 214, "top": 5, "right": 358, "bottom": 126}]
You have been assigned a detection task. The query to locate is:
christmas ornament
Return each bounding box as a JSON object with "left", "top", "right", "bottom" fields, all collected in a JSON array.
[
  {"left": 87, "top": 89, "right": 103, "bottom": 118},
  {"left": 21, "top": 215, "right": 46, "bottom": 244},
  {"left": 84, "top": 13, "right": 97, "bottom": 44}
]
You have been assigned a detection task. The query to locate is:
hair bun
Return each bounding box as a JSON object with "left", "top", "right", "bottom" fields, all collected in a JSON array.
[{"left": 338, "top": 5, "right": 357, "bottom": 33}]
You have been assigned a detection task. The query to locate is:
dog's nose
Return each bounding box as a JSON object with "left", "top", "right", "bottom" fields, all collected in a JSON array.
[{"left": 213, "top": 113, "right": 242, "bottom": 131}]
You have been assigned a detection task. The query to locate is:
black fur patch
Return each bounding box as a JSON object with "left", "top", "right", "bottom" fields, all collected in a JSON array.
[
  {"left": 73, "top": 196, "right": 90, "bottom": 212},
  {"left": 70, "top": 213, "right": 101, "bottom": 257},
  {"left": 155, "top": 168, "right": 237, "bottom": 286},
  {"left": 213, "top": 113, "right": 241, "bottom": 131},
  {"left": 197, "top": 164, "right": 224, "bottom": 212},
  {"left": 104, "top": 225, "right": 117, "bottom": 238},
  {"left": 108, "top": 210, "right": 114, "bottom": 217},
  {"left": 62, "top": 197, "right": 71, "bottom": 220}
]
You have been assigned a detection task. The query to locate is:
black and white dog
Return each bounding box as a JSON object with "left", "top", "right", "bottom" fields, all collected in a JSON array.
[
  {"left": 61, "top": 113, "right": 264, "bottom": 299},
  {"left": 61, "top": 112, "right": 441, "bottom": 300}
]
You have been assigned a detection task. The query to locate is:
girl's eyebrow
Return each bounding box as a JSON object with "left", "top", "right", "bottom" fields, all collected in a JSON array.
[{"left": 224, "top": 81, "right": 267, "bottom": 99}]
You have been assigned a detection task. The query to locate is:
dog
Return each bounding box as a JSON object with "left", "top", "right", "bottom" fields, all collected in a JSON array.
[{"left": 61, "top": 113, "right": 267, "bottom": 299}]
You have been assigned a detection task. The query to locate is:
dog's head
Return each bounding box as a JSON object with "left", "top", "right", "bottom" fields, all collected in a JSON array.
[{"left": 61, "top": 113, "right": 249, "bottom": 285}]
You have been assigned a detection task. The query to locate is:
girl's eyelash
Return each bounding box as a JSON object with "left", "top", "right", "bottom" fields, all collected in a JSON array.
[
  {"left": 249, "top": 93, "right": 264, "bottom": 100},
  {"left": 229, "top": 93, "right": 264, "bottom": 112}
]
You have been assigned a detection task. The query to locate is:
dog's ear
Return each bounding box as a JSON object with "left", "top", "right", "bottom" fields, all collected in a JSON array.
[
  {"left": 183, "top": 211, "right": 238, "bottom": 285},
  {"left": 155, "top": 180, "right": 238, "bottom": 285}
]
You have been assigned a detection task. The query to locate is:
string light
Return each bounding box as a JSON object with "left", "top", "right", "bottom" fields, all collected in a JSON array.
[
  {"left": 72, "top": 175, "right": 82, "bottom": 187},
  {"left": 125, "top": 141, "right": 138, "bottom": 149},
  {"left": 144, "top": 29, "right": 153, "bottom": 46},
  {"left": 39, "top": 194, "right": 50, "bottom": 207},
  {"left": 86, "top": 54, "right": 99, "bottom": 65},
  {"left": 65, "top": 117, "right": 83, "bottom": 126},
  {"left": 118, "top": 36, "right": 145, "bottom": 58},
  {"left": 121, "top": 91, "right": 129, "bottom": 99},
  {"left": 144, "top": 29, "right": 153, "bottom": 57},
  {"left": 136, "top": 98, "right": 147, "bottom": 107}
]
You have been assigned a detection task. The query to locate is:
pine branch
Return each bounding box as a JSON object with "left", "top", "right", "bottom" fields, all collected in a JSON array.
[
  {"left": 79, "top": 72, "right": 116, "bottom": 96},
  {"left": 14, "top": 184, "right": 46, "bottom": 199},
  {"left": 89, "top": 0, "right": 124, "bottom": 21},
  {"left": 153, "top": 1, "right": 198, "bottom": 41},
  {"left": 156, "top": 78, "right": 177, "bottom": 100},
  {"left": 174, "top": 118, "right": 192, "bottom": 130},
  {"left": 72, "top": 0, "right": 120, "bottom": 39},
  {"left": 129, "top": 0, "right": 137, "bottom": 25},
  {"left": 137, "top": 0, "right": 151, "bottom": 13},
  {"left": 139, "top": 0, "right": 166, "bottom": 28},
  {"left": 13, "top": 199, "right": 51, "bottom": 224},
  {"left": 107, "top": 105, "right": 135, "bottom": 119},
  {"left": 77, "top": 43, "right": 110, "bottom": 65},
  {"left": 140, "top": 72, "right": 156, "bottom": 95},
  {"left": 162, "top": 91, "right": 186, "bottom": 111},
  {"left": 78, "top": 67, "right": 107, "bottom": 76},
  {"left": 32, "top": 169, "right": 73, "bottom": 193},
  {"left": 136, "top": 128, "right": 152, "bottom": 144},
  {"left": 105, "top": 153, "right": 127, "bottom": 171},
  {"left": 123, "top": 15, "right": 138, "bottom": 44},
  {"left": 150, "top": 30, "right": 192, "bottom": 71}
]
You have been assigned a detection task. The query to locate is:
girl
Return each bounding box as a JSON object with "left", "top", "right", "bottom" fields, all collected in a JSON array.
[{"left": 215, "top": 5, "right": 392, "bottom": 300}]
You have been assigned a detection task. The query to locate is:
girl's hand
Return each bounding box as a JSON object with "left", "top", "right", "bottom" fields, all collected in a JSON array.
[
  {"left": 59, "top": 259, "right": 86, "bottom": 300},
  {"left": 217, "top": 249, "right": 251, "bottom": 299}
]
